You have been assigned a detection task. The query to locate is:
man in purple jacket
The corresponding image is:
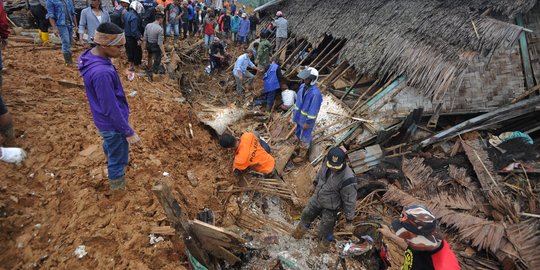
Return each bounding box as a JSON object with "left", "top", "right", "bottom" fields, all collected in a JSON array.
[{"left": 78, "top": 22, "right": 141, "bottom": 191}]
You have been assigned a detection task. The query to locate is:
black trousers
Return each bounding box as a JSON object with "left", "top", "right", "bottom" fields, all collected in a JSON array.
[
  {"left": 125, "top": 36, "right": 142, "bottom": 65},
  {"left": 147, "top": 43, "right": 162, "bottom": 73},
  {"left": 29, "top": 4, "right": 49, "bottom": 32},
  {"left": 181, "top": 20, "right": 189, "bottom": 38}
]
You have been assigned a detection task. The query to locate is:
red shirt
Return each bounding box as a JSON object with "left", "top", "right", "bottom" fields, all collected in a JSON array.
[
  {"left": 402, "top": 240, "right": 460, "bottom": 270},
  {"left": 0, "top": 0, "right": 10, "bottom": 39}
]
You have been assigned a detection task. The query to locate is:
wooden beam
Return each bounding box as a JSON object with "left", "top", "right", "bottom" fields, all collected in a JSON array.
[
  {"left": 351, "top": 79, "right": 380, "bottom": 111},
  {"left": 283, "top": 39, "right": 306, "bottom": 67},
  {"left": 152, "top": 182, "right": 213, "bottom": 269},
  {"left": 358, "top": 75, "right": 406, "bottom": 112},
  {"left": 340, "top": 73, "right": 363, "bottom": 101},
  {"left": 512, "top": 83, "right": 540, "bottom": 103},
  {"left": 313, "top": 39, "right": 346, "bottom": 68},
  {"left": 516, "top": 14, "right": 535, "bottom": 89}
]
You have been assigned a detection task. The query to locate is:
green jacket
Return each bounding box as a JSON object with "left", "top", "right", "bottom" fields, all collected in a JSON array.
[{"left": 257, "top": 38, "right": 273, "bottom": 67}]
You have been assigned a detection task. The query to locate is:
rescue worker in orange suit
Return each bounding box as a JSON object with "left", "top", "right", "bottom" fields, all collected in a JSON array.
[
  {"left": 219, "top": 132, "right": 277, "bottom": 177},
  {"left": 378, "top": 205, "right": 460, "bottom": 270}
]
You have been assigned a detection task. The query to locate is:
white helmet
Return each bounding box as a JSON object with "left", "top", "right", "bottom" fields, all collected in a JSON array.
[{"left": 297, "top": 67, "right": 319, "bottom": 85}]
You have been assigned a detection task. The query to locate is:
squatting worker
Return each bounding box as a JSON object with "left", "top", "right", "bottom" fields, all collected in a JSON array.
[
  {"left": 292, "top": 66, "right": 322, "bottom": 162},
  {"left": 78, "top": 22, "right": 142, "bottom": 191},
  {"left": 219, "top": 132, "right": 276, "bottom": 177},
  {"left": 378, "top": 205, "right": 460, "bottom": 270},
  {"left": 292, "top": 147, "right": 357, "bottom": 253}
]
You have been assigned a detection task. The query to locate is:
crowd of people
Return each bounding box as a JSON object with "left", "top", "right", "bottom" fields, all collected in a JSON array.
[{"left": 1, "top": 0, "right": 462, "bottom": 268}]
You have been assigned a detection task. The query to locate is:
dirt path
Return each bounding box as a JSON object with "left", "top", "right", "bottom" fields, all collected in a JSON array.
[{"left": 0, "top": 44, "right": 237, "bottom": 269}]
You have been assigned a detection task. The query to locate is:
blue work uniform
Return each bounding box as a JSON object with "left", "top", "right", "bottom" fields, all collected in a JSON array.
[
  {"left": 293, "top": 83, "right": 323, "bottom": 145},
  {"left": 263, "top": 63, "right": 280, "bottom": 93}
]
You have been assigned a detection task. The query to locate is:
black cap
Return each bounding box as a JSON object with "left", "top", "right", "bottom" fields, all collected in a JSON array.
[{"left": 326, "top": 147, "right": 346, "bottom": 170}]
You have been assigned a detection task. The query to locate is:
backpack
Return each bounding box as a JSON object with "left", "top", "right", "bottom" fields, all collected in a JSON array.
[{"left": 111, "top": 8, "right": 124, "bottom": 28}]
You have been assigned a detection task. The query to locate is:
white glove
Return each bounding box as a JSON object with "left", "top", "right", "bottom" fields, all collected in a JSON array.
[{"left": 0, "top": 147, "right": 27, "bottom": 164}]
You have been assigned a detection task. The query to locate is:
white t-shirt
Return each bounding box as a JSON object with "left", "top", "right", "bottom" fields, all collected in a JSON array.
[
  {"left": 97, "top": 15, "right": 102, "bottom": 23},
  {"left": 281, "top": 89, "right": 296, "bottom": 107}
]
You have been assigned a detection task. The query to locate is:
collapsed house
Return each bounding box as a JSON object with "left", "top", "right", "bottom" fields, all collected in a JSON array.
[{"left": 244, "top": 0, "right": 540, "bottom": 269}]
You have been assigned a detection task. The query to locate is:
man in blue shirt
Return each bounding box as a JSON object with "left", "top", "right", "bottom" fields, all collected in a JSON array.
[
  {"left": 232, "top": 49, "right": 261, "bottom": 96},
  {"left": 46, "top": 0, "right": 77, "bottom": 64},
  {"left": 293, "top": 67, "right": 323, "bottom": 162}
]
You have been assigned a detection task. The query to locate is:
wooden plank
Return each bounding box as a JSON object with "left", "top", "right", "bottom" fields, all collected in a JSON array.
[
  {"left": 152, "top": 182, "right": 213, "bottom": 269},
  {"left": 517, "top": 14, "right": 535, "bottom": 89},
  {"left": 363, "top": 75, "right": 406, "bottom": 109},
  {"left": 197, "top": 235, "right": 247, "bottom": 253},
  {"left": 191, "top": 220, "right": 246, "bottom": 245},
  {"left": 150, "top": 226, "right": 176, "bottom": 236},
  {"left": 274, "top": 144, "right": 296, "bottom": 175}
]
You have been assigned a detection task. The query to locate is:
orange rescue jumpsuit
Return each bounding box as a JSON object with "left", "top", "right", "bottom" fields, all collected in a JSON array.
[{"left": 234, "top": 133, "right": 275, "bottom": 174}]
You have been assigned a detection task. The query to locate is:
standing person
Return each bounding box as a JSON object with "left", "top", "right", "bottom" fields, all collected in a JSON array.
[
  {"left": 124, "top": 1, "right": 144, "bottom": 71},
  {"left": 143, "top": 12, "right": 166, "bottom": 74},
  {"left": 0, "top": 0, "right": 12, "bottom": 143},
  {"left": 292, "top": 67, "right": 322, "bottom": 162},
  {"left": 233, "top": 49, "right": 260, "bottom": 97},
  {"left": 202, "top": 13, "right": 216, "bottom": 48},
  {"left": 165, "top": 0, "right": 182, "bottom": 42},
  {"left": 292, "top": 147, "right": 357, "bottom": 253},
  {"left": 78, "top": 22, "right": 142, "bottom": 191},
  {"left": 257, "top": 31, "right": 272, "bottom": 68},
  {"left": 110, "top": 0, "right": 129, "bottom": 29},
  {"left": 26, "top": 0, "right": 50, "bottom": 45},
  {"left": 262, "top": 58, "right": 282, "bottom": 112},
  {"left": 141, "top": 0, "right": 158, "bottom": 31},
  {"left": 217, "top": 9, "right": 230, "bottom": 39},
  {"left": 229, "top": 1, "right": 235, "bottom": 15},
  {"left": 79, "top": 0, "right": 111, "bottom": 47},
  {"left": 179, "top": 1, "right": 189, "bottom": 38},
  {"left": 272, "top": 11, "right": 288, "bottom": 50},
  {"left": 187, "top": 0, "right": 195, "bottom": 36},
  {"left": 46, "top": 0, "right": 77, "bottom": 65},
  {"left": 230, "top": 11, "right": 239, "bottom": 44},
  {"left": 237, "top": 13, "right": 249, "bottom": 44},
  {"left": 378, "top": 205, "right": 461, "bottom": 270},
  {"left": 72, "top": 0, "right": 87, "bottom": 42},
  {"left": 193, "top": 5, "right": 201, "bottom": 37},
  {"left": 248, "top": 12, "right": 258, "bottom": 42}
]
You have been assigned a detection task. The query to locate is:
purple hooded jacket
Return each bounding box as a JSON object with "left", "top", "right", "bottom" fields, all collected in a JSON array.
[{"left": 78, "top": 49, "right": 134, "bottom": 137}]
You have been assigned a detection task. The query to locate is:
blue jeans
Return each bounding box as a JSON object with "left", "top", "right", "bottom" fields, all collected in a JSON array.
[
  {"left": 238, "top": 35, "right": 247, "bottom": 44},
  {"left": 166, "top": 22, "right": 180, "bottom": 37},
  {"left": 57, "top": 25, "right": 73, "bottom": 54},
  {"left": 265, "top": 90, "right": 278, "bottom": 108},
  {"left": 99, "top": 130, "right": 129, "bottom": 180},
  {"left": 204, "top": 34, "right": 213, "bottom": 48}
]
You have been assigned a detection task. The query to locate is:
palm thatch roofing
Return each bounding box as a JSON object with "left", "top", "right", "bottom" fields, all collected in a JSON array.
[{"left": 273, "top": 0, "right": 538, "bottom": 100}]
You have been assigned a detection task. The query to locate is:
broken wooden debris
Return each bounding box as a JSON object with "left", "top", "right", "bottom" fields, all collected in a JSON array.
[
  {"left": 151, "top": 182, "right": 213, "bottom": 268},
  {"left": 236, "top": 212, "right": 294, "bottom": 235},
  {"left": 418, "top": 95, "right": 540, "bottom": 148},
  {"left": 349, "top": 144, "right": 383, "bottom": 174},
  {"left": 190, "top": 219, "right": 247, "bottom": 264}
]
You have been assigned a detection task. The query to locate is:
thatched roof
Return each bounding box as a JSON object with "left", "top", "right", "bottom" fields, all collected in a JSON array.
[{"left": 277, "top": 0, "right": 537, "bottom": 100}]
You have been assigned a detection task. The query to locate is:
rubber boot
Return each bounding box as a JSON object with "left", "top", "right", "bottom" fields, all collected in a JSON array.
[
  {"left": 292, "top": 223, "right": 308, "bottom": 239},
  {"left": 41, "top": 31, "right": 50, "bottom": 45},
  {"left": 315, "top": 239, "right": 331, "bottom": 254},
  {"left": 293, "top": 147, "right": 309, "bottom": 163},
  {"left": 63, "top": 52, "right": 73, "bottom": 65},
  {"left": 109, "top": 177, "right": 126, "bottom": 191},
  {"left": 0, "top": 123, "right": 14, "bottom": 141}
]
